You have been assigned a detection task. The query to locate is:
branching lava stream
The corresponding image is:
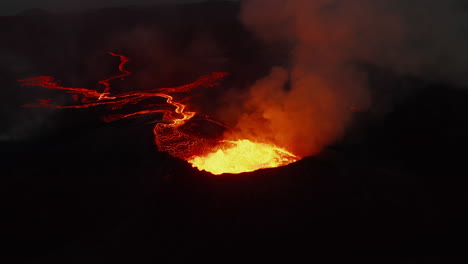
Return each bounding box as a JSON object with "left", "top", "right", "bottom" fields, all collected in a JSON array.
[{"left": 20, "top": 53, "right": 300, "bottom": 175}]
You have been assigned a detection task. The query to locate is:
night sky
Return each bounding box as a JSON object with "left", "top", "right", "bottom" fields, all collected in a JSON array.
[{"left": 0, "top": 0, "right": 226, "bottom": 15}]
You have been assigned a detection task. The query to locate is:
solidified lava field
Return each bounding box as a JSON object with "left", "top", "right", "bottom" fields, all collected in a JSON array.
[{"left": 1, "top": 2, "right": 468, "bottom": 263}]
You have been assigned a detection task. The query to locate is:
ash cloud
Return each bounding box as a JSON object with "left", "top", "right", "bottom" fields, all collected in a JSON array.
[{"left": 228, "top": 0, "right": 468, "bottom": 157}]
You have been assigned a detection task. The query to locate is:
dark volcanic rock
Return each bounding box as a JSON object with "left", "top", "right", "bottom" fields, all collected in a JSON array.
[{"left": 1, "top": 2, "right": 468, "bottom": 263}]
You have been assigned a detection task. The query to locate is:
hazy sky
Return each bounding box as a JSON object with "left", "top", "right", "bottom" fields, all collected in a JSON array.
[{"left": 0, "top": 0, "right": 223, "bottom": 16}]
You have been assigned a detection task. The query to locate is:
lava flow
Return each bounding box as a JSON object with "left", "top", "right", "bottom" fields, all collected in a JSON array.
[
  {"left": 20, "top": 52, "right": 300, "bottom": 175},
  {"left": 189, "top": 139, "right": 299, "bottom": 175}
]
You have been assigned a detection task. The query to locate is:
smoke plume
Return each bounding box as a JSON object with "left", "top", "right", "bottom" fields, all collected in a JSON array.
[{"left": 230, "top": 0, "right": 468, "bottom": 157}]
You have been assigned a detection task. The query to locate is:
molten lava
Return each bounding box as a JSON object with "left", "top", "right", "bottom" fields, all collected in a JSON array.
[
  {"left": 20, "top": 52, "right": 300, "bottom": 175},
  {"left": 189, "top": 139, "right": 299, "bottom": 175}
]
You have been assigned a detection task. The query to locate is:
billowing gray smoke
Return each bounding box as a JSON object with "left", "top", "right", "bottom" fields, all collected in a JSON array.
[{"left": 226, "top": 0, "right": 468, "bottom": 157}]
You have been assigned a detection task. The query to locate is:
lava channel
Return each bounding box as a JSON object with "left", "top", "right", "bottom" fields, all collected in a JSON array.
[{"left": 20, "top": 52, "right": 300, "bottom": 175}]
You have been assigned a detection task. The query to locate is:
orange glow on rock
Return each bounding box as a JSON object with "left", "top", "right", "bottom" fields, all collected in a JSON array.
[{"left": 188, "top": 139, "right": 299, "bottom": 175}]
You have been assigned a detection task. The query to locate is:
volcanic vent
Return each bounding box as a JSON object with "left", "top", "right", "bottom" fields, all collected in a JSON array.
[{"left": 20, "top": 52, "right": 300, "bottom": 175}]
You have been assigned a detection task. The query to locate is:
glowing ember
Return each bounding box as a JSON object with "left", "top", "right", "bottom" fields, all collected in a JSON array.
[
  {"left": 189, "top": 139, "right": 299, "bottom": 175},
  {"left": 20, "top": 52, "right": 300, "bottom": 175}
]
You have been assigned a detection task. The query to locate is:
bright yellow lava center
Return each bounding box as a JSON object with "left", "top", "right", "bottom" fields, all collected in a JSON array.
[{"left": 188, "top": 139, "right": 300, "bottom": 175}]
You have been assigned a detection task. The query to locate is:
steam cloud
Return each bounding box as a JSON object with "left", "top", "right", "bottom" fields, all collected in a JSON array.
[{"left": 230, "top": 0, "right": 468, "bottom": 157}]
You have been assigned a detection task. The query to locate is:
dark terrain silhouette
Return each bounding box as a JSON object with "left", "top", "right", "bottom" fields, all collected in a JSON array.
[{"left": 1, "top": 2, "right": 467, "bottom": 263}]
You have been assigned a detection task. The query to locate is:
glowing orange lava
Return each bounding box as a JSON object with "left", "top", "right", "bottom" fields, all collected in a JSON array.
[
  {"left": 20, "top": 52, "right": 300, "bottom": 175},
  {"left": 189, "top": 139, "right": 299, "bottom": 175}
]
